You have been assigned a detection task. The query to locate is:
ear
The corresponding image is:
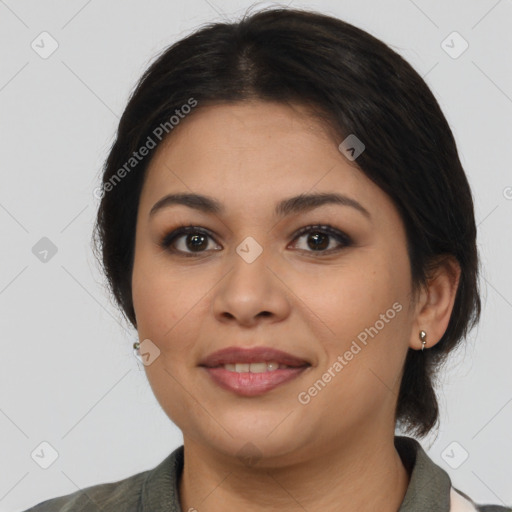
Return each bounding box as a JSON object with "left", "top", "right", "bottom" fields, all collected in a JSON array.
[{"left": 409, "top": 255, "right": 461, "bottom": 351}]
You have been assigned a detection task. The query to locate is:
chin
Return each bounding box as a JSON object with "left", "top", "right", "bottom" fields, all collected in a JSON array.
[{"left": 199, "top": 426, "right": 309, "bottom": 466}]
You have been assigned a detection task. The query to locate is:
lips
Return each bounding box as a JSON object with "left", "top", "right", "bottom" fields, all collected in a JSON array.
[
  {"left": 199, "top": 346, "right": 312, "bottom": 396},
  {"left": 199, "top": 346, "right": 310, "bottom": 368}
]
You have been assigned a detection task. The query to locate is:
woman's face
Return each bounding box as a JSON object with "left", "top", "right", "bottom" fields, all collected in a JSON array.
[{"left": 132, "top": 101, "right": 418, "bottom": 465}]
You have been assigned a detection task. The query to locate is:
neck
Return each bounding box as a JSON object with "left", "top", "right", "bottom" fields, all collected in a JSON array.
[{"left": 178, "top": 432, "right": 410, "bottom": 512}]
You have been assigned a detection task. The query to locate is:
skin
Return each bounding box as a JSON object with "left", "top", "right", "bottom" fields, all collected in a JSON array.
[{"left": 131, "top": 100, "right": 460, "bottom": 511}]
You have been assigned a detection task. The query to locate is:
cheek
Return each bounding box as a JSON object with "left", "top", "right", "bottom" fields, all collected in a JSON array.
[
  {"left": 132, "top": 262, "right": 208, "bottom": 425},
  {"left": 132, "top": 251, "right": 189, "bottom": 345},
  {"left": 294, "top": 250, "right": 410, "bottom": 380},
  {"left": 131, "top": 255, "right": 217, "bottom": 371},
  {"left": 295, "top": 254, "right": 401, "bottom": 333}
]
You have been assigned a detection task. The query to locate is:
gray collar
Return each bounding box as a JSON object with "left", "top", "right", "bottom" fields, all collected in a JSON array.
[
  {"left": 141, "top": 435, "right": 453, "bottom": 511},
  {"left": 395, "top": 435, "right": 452, "bottom": 511}
]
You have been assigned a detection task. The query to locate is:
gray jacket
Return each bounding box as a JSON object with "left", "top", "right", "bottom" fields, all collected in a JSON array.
[{"left": 21, "top": 435, "right": 511, "bottom": 511}]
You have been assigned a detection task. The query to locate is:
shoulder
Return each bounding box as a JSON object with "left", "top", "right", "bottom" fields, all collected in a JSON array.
[
  {"left": 20, "top": 466, "right": 150, "bottom": 512},
  {"left": 394, "top": 436, "right": 510, "bottom": 512},
  {"left": 19, "top": 446, "right": 184, "bottom": 512},
  {"left": 476, "top": 507, "right": 512, "bottom": 512},
  {"left": 452, "top": 487, "right": 511, "bottom": 512}
]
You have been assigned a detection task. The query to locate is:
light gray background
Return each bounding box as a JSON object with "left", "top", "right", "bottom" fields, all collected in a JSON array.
[{"left": 1, "top": 0, "right": 511, "bottom": 510}]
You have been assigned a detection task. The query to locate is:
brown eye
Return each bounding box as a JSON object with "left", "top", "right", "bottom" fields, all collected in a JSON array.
[
  {"left": 160, "top": 223, "right": 352, "bottom": 258},
  {"left": 160, "top": 226, "right": 220, "bottom": 256},
  {"left": 291, "top": 225, "right": 352, "bottom": 254}
]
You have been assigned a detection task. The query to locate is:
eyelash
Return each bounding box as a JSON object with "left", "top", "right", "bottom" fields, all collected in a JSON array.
[{"left": 159, "top": 224, "right": 353, "bottom": 258}]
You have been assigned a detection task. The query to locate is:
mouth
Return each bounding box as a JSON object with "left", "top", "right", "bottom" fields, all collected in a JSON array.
[
  {"left": 210, "top": 362, "right": 305, "bottom": 372},
  {"left": 199, "top": 346, "right": 311, "bottom": 397}
]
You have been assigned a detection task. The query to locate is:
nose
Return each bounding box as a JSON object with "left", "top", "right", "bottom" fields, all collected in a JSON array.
[{"left": 211, "top": 245, "right": 292, "bottom": 327}]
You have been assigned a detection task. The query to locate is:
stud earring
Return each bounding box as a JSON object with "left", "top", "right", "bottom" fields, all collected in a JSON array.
[
  {"left": 133, "top": 341, "right": 142, "bottom": 363},
  {"left": 419, "top": 330, "right": 427, "bottom": 351}
]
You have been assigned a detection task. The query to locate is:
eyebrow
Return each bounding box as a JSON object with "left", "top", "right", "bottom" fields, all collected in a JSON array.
[{"left": 149, "top": 192, "right": 371, "bottom": 220}]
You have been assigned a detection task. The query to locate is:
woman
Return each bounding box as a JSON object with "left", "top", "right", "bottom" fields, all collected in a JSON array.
[{"left": 23, "top": 7, "right": 510, "bottom": 512}]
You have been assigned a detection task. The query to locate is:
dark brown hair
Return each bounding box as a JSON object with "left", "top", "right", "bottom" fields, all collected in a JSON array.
[{"left": 92, "top": 7, "right": 481, "bottom": 438}]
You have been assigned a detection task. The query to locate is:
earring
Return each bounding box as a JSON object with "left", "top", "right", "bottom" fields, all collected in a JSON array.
[
  {"left": 419, "top": 330, "right": 427, "bottom": 351},
  {"left": 133, "top": 341, "right": 142, "bottom": 363}
]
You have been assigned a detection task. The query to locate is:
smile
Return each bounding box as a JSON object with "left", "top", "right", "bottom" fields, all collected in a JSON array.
[
  {"left": 219, "top": 362, "right": 295, "bottom": 372},
  {"left": 199, "top": 345, "right": 312, "bottom": 396}
]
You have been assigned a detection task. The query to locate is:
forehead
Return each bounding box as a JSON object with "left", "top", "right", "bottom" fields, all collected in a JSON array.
[
  {"left": 149, "top": 101, "right": 340, "bottom": 171},
  {"left": 138, "top": 101, "right": 388, "bottom": 221}
]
